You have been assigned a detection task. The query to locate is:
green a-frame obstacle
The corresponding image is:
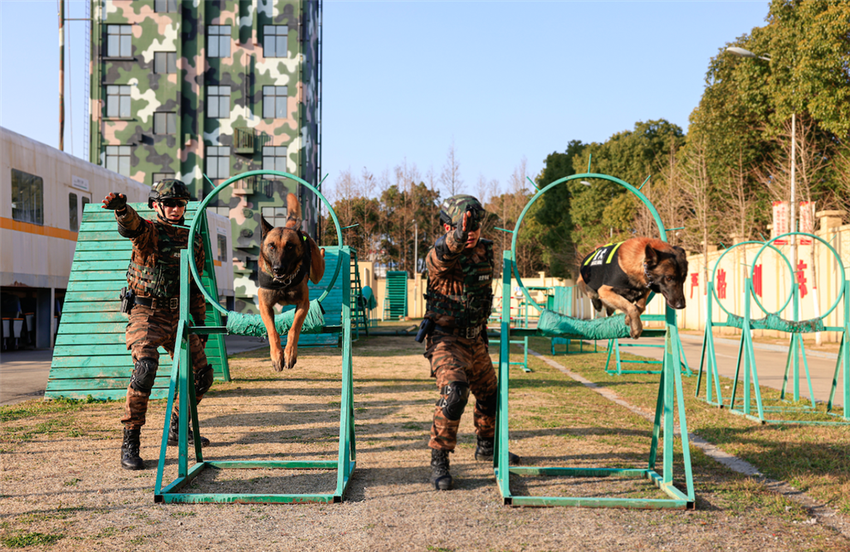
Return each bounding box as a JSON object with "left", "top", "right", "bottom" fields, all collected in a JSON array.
[
  {"left": 495, "top": 173, "right": 695, "bottom": 509},
  {"left": 154, "top": 171, "right": 356, "bottom": 504},
  {"left": 46, "top": 203, "right": 230, "bottom": 401}
]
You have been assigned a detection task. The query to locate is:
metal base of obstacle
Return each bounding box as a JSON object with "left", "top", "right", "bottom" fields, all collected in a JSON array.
[
  {"left": 496, "top": 250, "right": 695, "bottom": 509},
  {"left": 154, "top": 231, "right": 357, "bottom": 504},
  {"left": 605, "top": 317, "right": 691, "bottom": 376}
]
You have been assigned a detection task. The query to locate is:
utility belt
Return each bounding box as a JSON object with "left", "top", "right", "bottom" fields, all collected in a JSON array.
[
  {"left": 134, "top": 295, "right": 180, "bottom": 310},
  {"left": 433, "top": 323, "right": 482, "bottom": 340}
]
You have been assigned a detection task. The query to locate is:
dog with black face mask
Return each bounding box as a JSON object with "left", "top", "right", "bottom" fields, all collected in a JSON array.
[
  {"left": 258, "top": 193, "right": 325, "bottom": 371},
  {"left": 577, "top": 238, "right": 688, "bottom": 339}
]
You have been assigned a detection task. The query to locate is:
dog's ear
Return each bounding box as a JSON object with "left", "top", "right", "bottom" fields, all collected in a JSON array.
[
  {"left": 261, "top": 216, "right": 274, "bottom": 238},
  {"left": 285, "top": 193, "right": 302, "bottom": 229},
  {"left": 644, "top": 244, "right": 659, "bottom": 267},
  {"left": 673, "top": 246, "right": 689, "bottom": 273},
  {"left": 306, "top": 237, "right": 325, "bottom": 284}
]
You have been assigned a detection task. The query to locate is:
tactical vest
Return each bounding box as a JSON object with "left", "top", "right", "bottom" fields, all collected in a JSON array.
[
  {"left": 426, "top": 239, "right": 494, "bottom": 328},
  {"left": 579, "top": 241, "right": 646, "bottom": 303},
  {"left": 126, "top": 223, "right": 191, "bottom": 298}
]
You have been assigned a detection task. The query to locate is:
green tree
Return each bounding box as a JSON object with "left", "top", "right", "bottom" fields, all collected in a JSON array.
[
  {"left": 533, "top": 140, "right": 585, "bottom": 279},
  {"left": 568, "top": 120, "right": 684, "bottom": 259}
]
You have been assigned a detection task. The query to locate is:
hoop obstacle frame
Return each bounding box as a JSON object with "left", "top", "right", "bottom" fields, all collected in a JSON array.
[
  {"left": 154, "top": 170, "right": 356, "bottom": 504},
  {"left": 695, "top": 234, "right": 849, "bottom": 424},
  {"left": 495, "top": 172, "right": 695, "bottom": 509}
]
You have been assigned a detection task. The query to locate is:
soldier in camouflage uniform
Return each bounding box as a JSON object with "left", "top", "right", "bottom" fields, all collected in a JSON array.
[
  {"left": 102, "top": 180, "right": 215, "bottom": 471},
  {"left": 423, "top": 195, "right": 520, "bottom": 491}
]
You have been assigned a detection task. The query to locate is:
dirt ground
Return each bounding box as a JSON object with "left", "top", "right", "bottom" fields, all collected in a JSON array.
[{"left": 2, "top": 335, "right": 849, "bottom": 552}]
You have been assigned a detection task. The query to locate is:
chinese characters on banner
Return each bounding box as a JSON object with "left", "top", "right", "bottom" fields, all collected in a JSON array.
[
  {"left": 799, "top": 201, "right": 815, "bottom": 245},
  {"left": 772, "top": 201, "right": 789, "bottom": 244},
  {"left": 716, "top": 269, "right": 727, "bottom": 299},
  {"left": 796, "top": 260, "right": 808, "bottom": 298},
  {"left": 690, "top": 273, "right": 699, "bottom": 299},
  {"left": 753, "top": 264, "right": 763, "bottom": 297},
  {"left": 772, "top": 201, "right": 816, "bottom": 245}
]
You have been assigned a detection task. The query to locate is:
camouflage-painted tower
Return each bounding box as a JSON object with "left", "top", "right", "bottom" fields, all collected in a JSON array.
[{"left": 89, "top": 0, "right": 322, "bottom": 313}]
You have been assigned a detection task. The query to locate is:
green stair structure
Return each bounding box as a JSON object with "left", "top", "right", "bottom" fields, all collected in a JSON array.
[
  {"left": 349, "top": 250, "right": 368, "bottom": 339},
  {"left": 384, "top": 270, "right": 408, "bottom": 320},
  {"left": 45, "top": 203, "right": 229, "bottom": 401}
]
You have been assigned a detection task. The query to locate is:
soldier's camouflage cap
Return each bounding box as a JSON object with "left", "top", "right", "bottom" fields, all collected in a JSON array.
[
  {"left": 148, "top": 179, "right": 191, "bottom": 207},
  {"left": 439, "top": 194, "right": 485, "bottom": 229}
]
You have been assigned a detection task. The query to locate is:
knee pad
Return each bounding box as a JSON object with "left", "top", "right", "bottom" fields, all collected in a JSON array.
[
  {"left": 436, "top": 381, "right": 470, "bottom": 421},
  {"left": 194, "top": 363, "right": 215, "bottom": 396},
  {"left": 130, "top": 357, "right": 158, "bottom": 393},
  {"left": 477, "top": 392, "right": 497, "bottom": 418}
]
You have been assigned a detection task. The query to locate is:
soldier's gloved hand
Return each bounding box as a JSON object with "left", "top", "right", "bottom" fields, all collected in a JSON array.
[
  {"left": 453, "top": 210, "right": 470, "bottom": 244},
  {"left": 102, "top": 192, "right": 127, "bottom": 212}
]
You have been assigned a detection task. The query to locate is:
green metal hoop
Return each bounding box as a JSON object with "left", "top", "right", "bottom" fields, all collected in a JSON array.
[
  {"left": 751, "top": 233, "right": 846, "bottom": 320},
  {"left": 188, "top": 170, "right": 344, "bottom": 316},
  {"left": 709, "top": 240, "right": 793, "bottom": 319},
  {"left": 510, "top": 173, "right": 668, "bottom": 313}
]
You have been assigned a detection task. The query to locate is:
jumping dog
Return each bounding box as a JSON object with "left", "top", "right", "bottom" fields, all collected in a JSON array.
[
  {"left": 258, "top": 193, "right": 325, "bottom": 371},
  {"left": 576, "top": 237, "right": 688, "bottom": 339}
]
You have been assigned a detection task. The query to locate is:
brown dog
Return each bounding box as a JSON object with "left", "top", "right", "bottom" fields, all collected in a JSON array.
[
  {"left": 258, "top": 193, "right": 325, "bottom": 371},
  {"left": 576, "top": 237, "right": 688, "bottom": 339}
]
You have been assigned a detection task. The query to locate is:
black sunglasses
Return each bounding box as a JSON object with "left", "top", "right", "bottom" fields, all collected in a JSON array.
[{"left": 160, "top": 199, "right": 188, "bottom": 208}]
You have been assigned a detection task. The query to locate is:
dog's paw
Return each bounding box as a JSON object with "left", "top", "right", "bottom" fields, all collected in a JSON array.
[
  {"left": 283, "top": 353, "right": 297, "bottom": 370},
  {"left": 271, "top": 351, "right": 285, "bottom": 372}
]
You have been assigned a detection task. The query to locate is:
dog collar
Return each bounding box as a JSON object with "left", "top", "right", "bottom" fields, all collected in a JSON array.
[{"left": 643, "top": 262, "right": 660, "bottom": 290}]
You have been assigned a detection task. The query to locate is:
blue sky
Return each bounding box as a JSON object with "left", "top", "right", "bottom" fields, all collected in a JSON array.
[{"left": 1, "top": 0, "right": 770, "bottom": 196}]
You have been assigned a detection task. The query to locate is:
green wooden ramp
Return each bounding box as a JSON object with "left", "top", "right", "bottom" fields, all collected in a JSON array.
[{"left": 45, "top": 202, "right": 229, "bottom": 401}]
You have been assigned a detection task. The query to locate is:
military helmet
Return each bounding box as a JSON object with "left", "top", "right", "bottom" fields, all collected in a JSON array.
[
  {"left": 439, "top": 194, "right": 485, "bottom": 230},
  {"left": 148, "top": 179, "right": 191, "bottom": 208}
]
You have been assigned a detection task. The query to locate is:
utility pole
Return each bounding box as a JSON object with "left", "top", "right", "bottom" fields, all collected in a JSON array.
[{"left": 59, "top": 0, "right": 65, "bottom": 151}]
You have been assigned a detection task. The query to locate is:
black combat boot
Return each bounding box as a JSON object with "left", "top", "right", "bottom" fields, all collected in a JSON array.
[
  {"left": 430, "top": 448, "right": 453, "bottom": 491},
  {"left": 167, "top": 413, "right": 210, "bottom": 447},
  {"left": 474, "top": 436, "right": 521, "bottom": 465},
  {"left": 120, "top": 427, "right": 145, "bottom": 470}
]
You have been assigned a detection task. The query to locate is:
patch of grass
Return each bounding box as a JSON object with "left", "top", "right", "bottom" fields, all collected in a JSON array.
[
  {"left": 63, "top": 478, "right": 81, "bottom": 487},
  {"left": 170, "top": 511, "right": 196, "bottom": 517},
  {"left": 2, "top": 532, "right": 64, "bottom": 548},
  {"left": 95, "top": 527, "right": 119, "bottom": 538},
  {"left": 0, "top": 396, "right": 109, "bottom": 423}
]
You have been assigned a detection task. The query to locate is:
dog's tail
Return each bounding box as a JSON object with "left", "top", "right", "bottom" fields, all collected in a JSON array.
[{"left": 285, "top": 193, "right": 302, "bottom": 229}]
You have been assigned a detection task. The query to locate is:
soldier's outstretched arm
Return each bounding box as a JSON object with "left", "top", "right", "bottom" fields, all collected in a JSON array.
[{"left": 103, "top": 192, "right": 153, "bottom": 247}]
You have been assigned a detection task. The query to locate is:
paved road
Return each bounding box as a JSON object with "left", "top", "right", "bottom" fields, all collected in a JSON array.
[
  {"left": 0, "top": 335, "right": 267, "bottom": 407},
  {"left": 0, "top": 333, "right": 845, "bottom": 408}
]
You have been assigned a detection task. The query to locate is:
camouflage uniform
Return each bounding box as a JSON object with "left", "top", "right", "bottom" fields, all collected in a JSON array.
[
  {"left": 116, "top": 204, "right": 210, "bottom": 430},
  {"left": 424, "top": 230, "right": 496, "bottom": 452}
]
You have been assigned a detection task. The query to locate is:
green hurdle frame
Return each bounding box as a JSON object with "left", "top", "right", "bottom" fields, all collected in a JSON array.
[
  {"left": 494, "top": 172, "right": 695, "bottom": 509},
  {"left": 604, "top": 315, "right": 691, "bottom": 376},
  {"left": 154, "top": 170, "right": 357, "bottom": 504},
  {"left": 696, "top": 234, "right": 849, "bottom": 425}
]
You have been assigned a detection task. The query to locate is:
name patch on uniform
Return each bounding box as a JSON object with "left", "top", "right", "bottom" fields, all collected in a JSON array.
[{"left": 478, "top": 275, "right": 490, "bottom": 281}]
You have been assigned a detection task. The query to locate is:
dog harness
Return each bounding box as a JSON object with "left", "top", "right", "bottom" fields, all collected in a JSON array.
[
  {"left": 579, "top": 242, "right": 648, "bottom": 302},
  {"left": 258, "top": 229, "right": 312, "bottom": 291}
]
